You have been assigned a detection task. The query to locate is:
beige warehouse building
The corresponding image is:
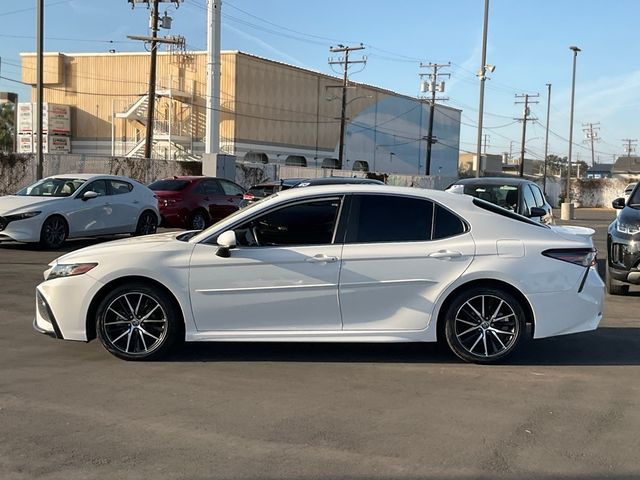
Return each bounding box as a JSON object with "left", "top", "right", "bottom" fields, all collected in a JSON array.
[{"left": 20, "top": 50, "right": 462, "bottom": 175}]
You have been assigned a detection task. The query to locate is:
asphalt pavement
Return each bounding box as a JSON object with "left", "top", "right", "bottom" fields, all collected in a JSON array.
[{"left": 1, "top": 209, "right": 639, "bottom": 480}]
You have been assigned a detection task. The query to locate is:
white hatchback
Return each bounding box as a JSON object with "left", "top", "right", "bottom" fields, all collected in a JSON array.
[
  {"left": 0, "top": 174, "right": 160, "bottom": 248},
  {"left": 34, "top": 185, "right": 604, "bottom": 363}
]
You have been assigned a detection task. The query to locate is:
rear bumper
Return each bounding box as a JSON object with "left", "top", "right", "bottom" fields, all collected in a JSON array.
[
  {"left": 159, "top": 210, "right": 189, "bottom": 229},
  {"left": 528, "top": 266, "right": 604, "bottom": 339}
]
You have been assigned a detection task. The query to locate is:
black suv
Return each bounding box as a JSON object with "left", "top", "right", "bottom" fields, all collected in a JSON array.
[{"left": 607, "top": 184, "right": 640, "bottom": 294}]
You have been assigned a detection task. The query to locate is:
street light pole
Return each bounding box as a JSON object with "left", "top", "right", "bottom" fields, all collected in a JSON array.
[
  {"left": 475, "top": 0, "right": 490, "bottom": 178},
  {"left": 565, "top": 46, "right": 580, "bottom": 207}
]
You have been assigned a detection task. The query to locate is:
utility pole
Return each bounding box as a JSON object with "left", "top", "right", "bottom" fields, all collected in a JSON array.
[
  {"left": 419, "top": 62, "right": 450, "bottom": 175},
  {"left": 514, "top": 93, "right": 539, "bottom": 177},
  {"left": 328, "top": 44, "right": 366, "bottom": 168},
  {"left": 482, "top": 133, "right": 490, "bottom": 154},
  {"left": 475, "top": 0, "right": 492, "bottom": 178},
  {"left": 582, "top": 122, "right": 600, "bottom": 166},
  {"left": 565, "top": 46, "right": 581, "bottom": 207},
  {"left": 128, "top": 0, "right": 184, "bottom": 160},
  {"left": 36, "top": 0, "right": 44, "bottom": 179},
  {"left": 622, "top": 138, "right": 637, "bottom": 157},
  {"left": 205, "top": 0, "right": 221, "bottom": 155},
  {"left": 542, "top": 83, "right": 551, "bottom": 195}
]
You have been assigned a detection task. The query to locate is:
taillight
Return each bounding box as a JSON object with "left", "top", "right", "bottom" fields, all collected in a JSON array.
[
  {"left": 243, "top": 193, "right": 254, "bottom": 201},
  {"left": 161, "top": 197, "right": 181, "bottom": 207},
  {"left": 542, "top": 248, "right": 597, "bottom": 267}
]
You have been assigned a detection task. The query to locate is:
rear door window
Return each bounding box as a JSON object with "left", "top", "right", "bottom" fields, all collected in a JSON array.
[
  {"left": 109, "top": 180, "right": 133, "bottom": 195},
  {"left": 346, "top": 195, "right": 433, "bottom": 243},
  {"left": 522, "top": 186, "right": 537, "bottom": 215},
  {"left": 530, "top": 184, "right": 545, "bottom": 207},
  {"left": 220, "top": 179, "right": 245, "bottom": 196}
]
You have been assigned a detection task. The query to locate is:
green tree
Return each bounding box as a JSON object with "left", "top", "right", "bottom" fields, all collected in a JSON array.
[{"left": 0, "top": 103, "right": 15, "bottom": 153}]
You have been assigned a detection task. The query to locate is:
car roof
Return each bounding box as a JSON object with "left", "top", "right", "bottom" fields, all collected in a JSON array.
[
  {"left": 451, "top": 177, "right": 535, "bottom": 186},
  {"left": 296, "top": 177, "right": 384, "bottom": 186},
  {"left": 49, "top": 173, "right": 135, "bottom": 182}
]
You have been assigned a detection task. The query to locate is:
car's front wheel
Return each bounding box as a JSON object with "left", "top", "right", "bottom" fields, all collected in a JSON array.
[
  {"left": 133, "top": 210, "right": 158, "bottom": 236},
  {"left": 96, "top": 283, "right": 181, "bottom": 361},
  {"left": 40, "top": 215, "right": 68, "bottom": 249},
  {"left": 444, "top": 287, "right": 526, "bottom": 364}
]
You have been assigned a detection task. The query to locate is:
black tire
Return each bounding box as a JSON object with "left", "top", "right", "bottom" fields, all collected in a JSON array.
[
  {"left": 444, "top": 287, "right": 526, "bottom": 364},
  {"left": 189, "top": 210, "right": 209, "bottom": 230},
  {"left": 606, "top": 265, "right": 629, "bottom": 295},
  {"left": 133, "top": 210, "right": 158, "bottom": 236},
  {"left": 39, "top": 215, "right": 68, "bottom": 249},
  {"left": 95, "top": 282, "right": 182, "bottom": 361}
]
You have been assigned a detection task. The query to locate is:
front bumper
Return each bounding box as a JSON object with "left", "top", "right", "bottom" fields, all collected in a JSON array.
[
  {"left": 607, "top": 228, "right": 640, "bottom": 284},
  {"left": 34, "top": 274, "right": 105, "bottom": 341},
  {"left": 0, "top": 215, "right": 43, "bottom": 243}
]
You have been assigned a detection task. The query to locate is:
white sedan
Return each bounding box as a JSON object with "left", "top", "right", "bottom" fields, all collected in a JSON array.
[
  {"left": 34, "top": 185, "right": 604, "bottom": 363},
  {"left": 0, "top": 174, "right": 160, "bottom": 248}
]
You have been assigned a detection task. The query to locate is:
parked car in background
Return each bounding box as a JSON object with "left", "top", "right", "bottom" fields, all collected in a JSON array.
[
  {"left": 608, "top": 183, "right": 640, "bottom": 294},
  {"left": 446, "top": 177, "right": 554, "bottom": 225},
  {"left": 35, "top": 185, "right": 603, "bottom": 364},
  {"left": 241, "top": 176, "right": 385, "bottom": 207},
  {"left": 0, "top": 174, "right": 159, "bottom": 249},
  {"left": 149, "top": 176, "right": 246, "bottom": 230}
]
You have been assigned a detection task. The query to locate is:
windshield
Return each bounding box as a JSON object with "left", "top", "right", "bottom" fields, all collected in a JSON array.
[
  {"left": 148, "top": 179, "right": 190, "bottom": 191},
  {"left": 628, "top": 184, "right": 640, "bottom": 206},
  {"left": 462, "top": 184, "right": 519, "bottom": 211},
  {"left": 16, "top": 177, "right": 86, "bottom": 197}
]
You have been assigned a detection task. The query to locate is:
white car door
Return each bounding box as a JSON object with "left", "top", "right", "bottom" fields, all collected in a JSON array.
[
  {"left": 67, "top": 179, "right": 119, "bottom": 236},
  {"left": 339, "top": 194, "right": 475, "bottom": 331},
  {"left": 189, "top": 196, "right": 344, "bottom": 331},
  {"left": 106, "top": 179, "right": 141, "bottom": 232}
]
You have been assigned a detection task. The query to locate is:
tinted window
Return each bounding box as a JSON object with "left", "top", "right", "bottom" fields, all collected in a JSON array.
[
  {"left": 197, "top": 180, "right": 223, "bottom": 195},
  {"left": 461, "top": 184, "right": 519, "bottom": 211},
  {"left": 110, "top": 180, "right": 133, "bottom": 195},
  {"left": 148, "top": 179, "right": 189, "bottom": 191},
  {"left": 433, "top": 204, "right": 466, "bottom": 239},
  {"left": 522, "top": 185, "right": 536, "bottom": 215},
  {"left": 85, "top": 180, "right": 108, "bottom": 196},
  {"left": 530, "top": 184, "right": 545, "bottom": 208},
  {"left": 234, "top": 198, "right": 340, "bottom": 247},
  {"left": 220, "top": 179, "right": 245, "bottom": 196},
  {"left": 347, "top": 195, "right": 433, "bottom": 243}
]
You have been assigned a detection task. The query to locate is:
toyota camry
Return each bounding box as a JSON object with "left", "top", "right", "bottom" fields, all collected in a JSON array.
[{"left": 34, "top": 185, "right": 604, "bottom": 363}]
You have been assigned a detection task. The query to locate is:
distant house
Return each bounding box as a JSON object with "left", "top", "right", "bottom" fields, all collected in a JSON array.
[
  {"left": 586, "top": 163, "right": 614, "bottom": 179},
  {"left": 612, "top": 156, "right": 640, "bottom": 176}
]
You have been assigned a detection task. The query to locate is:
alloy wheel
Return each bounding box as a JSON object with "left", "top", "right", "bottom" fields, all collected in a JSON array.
[
  {"left": 101, "top": 292, "right": 168, "bottom": 356},
  {"left": 453, "top": 294, "right": 519, "bottom": 359},
  {"left": 42, "top": 217, "right": 67, "bottom": 248}
]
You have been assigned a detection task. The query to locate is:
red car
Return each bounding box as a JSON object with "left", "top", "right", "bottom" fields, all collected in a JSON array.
[{"left": 148, "top": 176, "right": 246, "bottom": 230}]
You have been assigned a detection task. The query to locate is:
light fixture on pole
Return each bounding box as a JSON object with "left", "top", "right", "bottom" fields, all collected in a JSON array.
[{"left": 562, "top": 45, "right": 580, "bottom": 220}]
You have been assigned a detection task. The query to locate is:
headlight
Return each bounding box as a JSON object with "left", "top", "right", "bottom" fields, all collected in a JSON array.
[
  {"left": 5, "top": 211, "right": 41, "bottom": 221},
  {"left": 47, "top": 262, "right": 98, "bottom": 280},
  {"left": 616, "top": 221, "right": 640, "bottom": 235}
]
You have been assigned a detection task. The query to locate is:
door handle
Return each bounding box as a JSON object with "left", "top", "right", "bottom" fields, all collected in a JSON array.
[
  {"left": 427, "top": 250, "right": 463, "bottom": 259},
  {"left": 133, "top": 200, "right": 140, "bottom": 204},
  {"left": 306, "top": 254, "right": 338, "bottom": 263}
]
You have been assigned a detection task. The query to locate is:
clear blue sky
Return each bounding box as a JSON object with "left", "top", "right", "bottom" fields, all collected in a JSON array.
[{"left": 1, "top": 0, "right": 638, "bottom": 164}]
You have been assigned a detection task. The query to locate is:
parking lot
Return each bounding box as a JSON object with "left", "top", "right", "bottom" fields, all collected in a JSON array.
[{"left": 1, "top": 208, "right": 639, "bottom": 480}]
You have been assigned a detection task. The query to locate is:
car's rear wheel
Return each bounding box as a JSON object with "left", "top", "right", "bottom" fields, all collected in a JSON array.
[
  {"left": 444, "top": 287, "right": 525, "bottom": 364},
  {"left": 96, "top": 283, "right": 181, "bottom": 361},
  {"left": 605, "top": 265, "right": 629, "bottom": 295},
  {"left": 39, "top": 215, "right": 68, "bottom": 249},
  {"left": 133, "top": 210, "right": 158, "bottom": 236},
  {"left": 189, "top": 210, "right": 209, "bottom": 230}
]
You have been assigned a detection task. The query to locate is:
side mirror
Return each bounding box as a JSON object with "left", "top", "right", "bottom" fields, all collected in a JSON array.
[
  {"left": 612, "top": 197, "right": 625, "bottom": 209},
  {"left": 216, "top": 230, "right": 237, "bottom": 258},
  {"left": 82, "top": 191, "right": 99, "bottom": 201},
  {"left": 529, "top": 206, "right": 546, "bottom": 218}
]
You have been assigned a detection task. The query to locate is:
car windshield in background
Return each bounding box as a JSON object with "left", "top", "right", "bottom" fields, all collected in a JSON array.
[
  {"left": 627, "top": 185, "right": 640, "bottom": 207},
  {"left": 463, "top": 184, "right": 519, "bottom": 211},
  {"left": 148, "top": 179, "right": 190, "bottom": 191},
  {"left": 16, "top": 178, "right": 86, "bottom": 197}
]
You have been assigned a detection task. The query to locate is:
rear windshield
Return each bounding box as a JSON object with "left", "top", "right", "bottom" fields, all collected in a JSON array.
[
  {"left": 462, "top": 184, "right": 519, "bottom": 211},
  {"left": 148, "top": 179, "right": 190, "bottom": 191},
  {"left": 248, "top": 185, "right": 277, "bottom": 197},
  {"left": 472, "top": 198, "right": 547, "bottom": 228}
]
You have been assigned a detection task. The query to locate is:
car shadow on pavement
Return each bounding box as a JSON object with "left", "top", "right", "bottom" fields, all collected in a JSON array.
[
  {"left": 167, "top": 327, "right": 640, "bottom": 366},
  {"left": 0, "top": 236, "right": 129, "bottom": 254}
]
